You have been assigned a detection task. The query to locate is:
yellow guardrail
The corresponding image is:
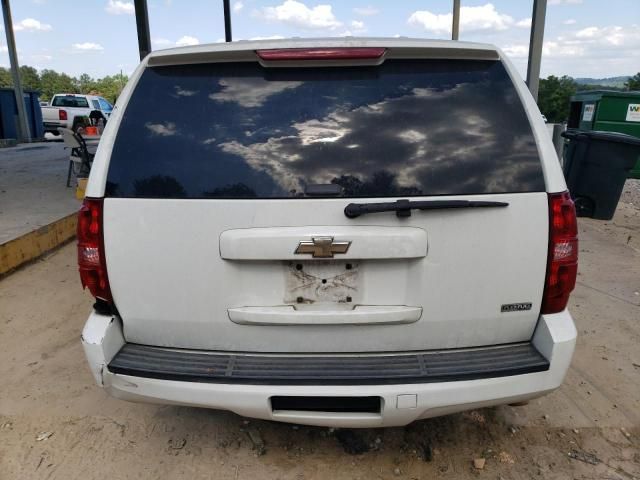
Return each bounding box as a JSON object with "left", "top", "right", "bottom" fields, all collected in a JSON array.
[{"left": 0, "top": 213, "right": 77, "bottom": 276}]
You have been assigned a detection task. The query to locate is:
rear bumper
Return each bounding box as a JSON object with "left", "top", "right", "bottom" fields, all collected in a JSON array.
[
  {"left": 82, "top": 311, "right": 576, "bottom": 427},
  {"left": 43, "top": 122, "right": 63, "bottom": 132}
]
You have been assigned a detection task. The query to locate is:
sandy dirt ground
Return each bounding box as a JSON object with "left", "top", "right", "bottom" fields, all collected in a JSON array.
[{"left": 0, "top": 183, "right": 639, "bottom": 480}]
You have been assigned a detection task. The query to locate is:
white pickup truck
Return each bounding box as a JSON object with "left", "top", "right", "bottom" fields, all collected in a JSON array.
[{"left": 42, "top": 94, "right": 113, "bottom": 134}]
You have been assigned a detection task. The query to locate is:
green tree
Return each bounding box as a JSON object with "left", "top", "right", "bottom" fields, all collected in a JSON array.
[
  {"left": 0, "top": 67, "right": 12, "bottom": 88},
  {"left": 0, "top": 65, "right": 131, "bottom": 103},
  {"left": 39, "top": 69, "right": 77, "bottom": 101},
  {"left": 577, "top": 83, "right": 623, "bottom": 92},
  {"left": 0, "top": 66, "right": 43, "bottom": 91},
  {"left": 537, "top": 75, "right": 577, "bottom": 123},
  {"left": 19, "top": 65, "right": 40, "bottom": 91},
  {"left": 77, "top": 73, "right": 95, "bottom": 93},
  {"left": 92, "top": 73, "right": 128, "bottom": 103},
  {"left": 625, "top": 73, "right": 640, "bottom": 91}
]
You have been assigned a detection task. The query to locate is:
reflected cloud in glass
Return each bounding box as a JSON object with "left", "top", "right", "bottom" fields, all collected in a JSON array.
[{"left": 107, "top": 60, "right": 544, "bottom": 199}]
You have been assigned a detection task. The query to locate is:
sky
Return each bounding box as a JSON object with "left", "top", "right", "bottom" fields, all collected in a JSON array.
[{"left": 0, "top": 0, "right": 638, "bottom": 80}]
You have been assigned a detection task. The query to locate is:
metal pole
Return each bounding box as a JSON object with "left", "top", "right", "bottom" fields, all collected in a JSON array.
[
  {"left": 1, "top": 0, "right": 30, "bottom": 141},
  {"left": 452, "top": 0, "right": 460, "bottom": 40},
  {"left": 526, "top": 0, "right": 547, "bottom": 101},
  {"left": 134, "top": 0, "right": 151, "bottom": 60},
  {"left": 223, "top": 0, "right": 232, "bottom": 42}
]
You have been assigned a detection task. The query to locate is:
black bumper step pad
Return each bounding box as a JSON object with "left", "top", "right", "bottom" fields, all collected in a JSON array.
[{"left": 108, "top": 342, "right": 549, "bottom": 385}]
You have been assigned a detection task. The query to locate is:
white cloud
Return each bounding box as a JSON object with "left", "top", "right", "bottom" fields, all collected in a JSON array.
[
  {"left": 353, "top": 6, "right": 379, "bottom": 16},
  {"left": 30, "top": 53, "right": 53, "bottom": 62},
  {"left": 574, "top": 25, "right": 635, "bottom": 46},
  {"left": 516, "top": 18, "right": 532, "bottom": 28},
  {"left": 504, "top": 24, "right": 640, "bottom": 78},
  {"left": 152, "top": 38, "right": 173, "bottom": 47},
  {"left": 13, "top": 18, "right": 52, "bottom": 32},
  {"left": 575, "top": 26, "right": 598, "bottom": 38},
  {"left": 145, "top": 122, "right": 177, "bottom": 136},
  {"left": 152, "top": 37, "right": 201, "bottom": 48},
  {"left": 210, "top": 78, "right": 303, "bottom": 108},
  {"left": 408, "top": 4, "right": 514, "bottom": 35},
  {"left": 174, "top": 86, "right": 197, "bottom": 97},
  {"left": 549, "top": 0, "right": 582, "bottom": 4},
  {"left": 233, "top": 1, "right": 244, "bottom": 13},
  {"left": 502, "top": 44, "right": 529, "bottom": 58},
  {"left": 262, "top": 0, "right": 342, "bottom": 30},
  {"left": 72, "top": 42, "right": 104, "bottom": 51},
  {"left": 175, "top": 36, "right": 200, "bottom": 47},
  {"left": 248, "top": 35, "right": 286, "bottom": 40},
  {"left": 408, "top": 11, "right": 450, "bottom": 35},
  {"left": 543, "top": 41, "right": 584, "bottom": 57},
  {"left": 563, "top": 19, "right": 577, "bottom": 25},
  {"left": 398, "top": 129, "right": 427, "bottom": 143},
  {"left": 338, "top": 19, "right": 366, "bottom": 37},
  {"left": 105, "top": 0, "right": 134, "bottom": 15}
]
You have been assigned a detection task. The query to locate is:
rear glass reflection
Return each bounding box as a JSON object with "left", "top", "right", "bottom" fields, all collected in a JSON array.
[{"left": 106, "top": 59, "right": 544, "bottom": 198}]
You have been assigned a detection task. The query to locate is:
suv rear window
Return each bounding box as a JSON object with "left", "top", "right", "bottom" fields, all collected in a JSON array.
[{"left": 106, "top": 59, "right": 544, "bottom": 198}]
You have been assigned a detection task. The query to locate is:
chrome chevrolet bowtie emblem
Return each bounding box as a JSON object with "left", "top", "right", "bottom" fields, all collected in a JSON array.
[{"left": 295, "top": 237, "right": 351, "bottom": 258}]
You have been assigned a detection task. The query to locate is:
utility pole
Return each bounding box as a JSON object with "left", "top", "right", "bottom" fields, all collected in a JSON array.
[
  {"left": 223, "top": 0, "right": 232, "bottom": 42},
  {"left": 1, "top": 0, "right": 31, "bottom": 141},
  {"left": 134, "top": 0, "right": 151, "bottom": 60},
  {"left": 526, "top": 0, "right": 547, "bottom": 101},
  {"left": 452, "top": 0, "right": 460, "bottom": 40}
]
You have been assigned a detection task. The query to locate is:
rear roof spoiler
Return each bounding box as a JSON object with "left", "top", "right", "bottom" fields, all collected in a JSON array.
[{"left": 146, "top": 37, "right": 500, "bottom": 68}]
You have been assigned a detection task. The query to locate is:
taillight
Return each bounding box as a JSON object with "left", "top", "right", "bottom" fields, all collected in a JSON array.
[
  {"left": 256, "top": 47, "right": 386, "bottom": 61},
  {"left": 542, "top": 191, "right": 578, "bottom": 314},
  {"left": 77, "top": 198, "right": 112, "bottom": 303},
  {"left": 59, "top": 109, "right": 67, "bottom": 120}
]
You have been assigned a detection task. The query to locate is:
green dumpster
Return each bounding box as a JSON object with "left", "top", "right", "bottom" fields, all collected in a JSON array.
[{"left": 567, "top": 90, "right": 640, "bottom": 178}]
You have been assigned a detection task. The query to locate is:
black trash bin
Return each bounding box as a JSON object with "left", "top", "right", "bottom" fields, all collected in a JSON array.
[{"left": 561, "top": 129, "right": 640, "bottom": 220}]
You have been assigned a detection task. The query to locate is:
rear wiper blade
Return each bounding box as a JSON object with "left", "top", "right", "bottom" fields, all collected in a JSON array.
[{"left": 344, "top": 199, "right": 509, "bottom": 218}]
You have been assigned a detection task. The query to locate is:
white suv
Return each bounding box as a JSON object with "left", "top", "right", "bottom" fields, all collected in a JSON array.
[{"left": 79, "top": 38, "right": 578, "bottom": 428}]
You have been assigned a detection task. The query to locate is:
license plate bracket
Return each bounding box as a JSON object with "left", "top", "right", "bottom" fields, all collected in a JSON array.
[{"left": 284, "top": 261, "right": 359, "bottom": 304}]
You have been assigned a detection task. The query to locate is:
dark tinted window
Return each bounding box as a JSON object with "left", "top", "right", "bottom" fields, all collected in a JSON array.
[
  {"left": 106, "top": 60, "right": 544, "bottom": 198},
  {"left": 52, "top": 95, "right": 89, "bottom": 108}
]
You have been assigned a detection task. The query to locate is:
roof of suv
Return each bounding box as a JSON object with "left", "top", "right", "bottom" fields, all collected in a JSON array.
[{"left": 146, "top": 37, "right": 502, "bottom": 67}]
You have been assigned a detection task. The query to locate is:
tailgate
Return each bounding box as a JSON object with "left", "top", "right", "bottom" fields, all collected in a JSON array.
[
  {"left": 100, "top": 49, "right": 549, "bottom": 353},
  {"left": 104, "top": 193, "right": 548, "bottom": 352}
]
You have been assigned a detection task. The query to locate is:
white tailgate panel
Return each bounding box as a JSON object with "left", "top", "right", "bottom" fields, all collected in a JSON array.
[
  {"left": 104, "top": 193, "right": 548, "bottom": 353},
  {"left": 220, "top": 226, "right": 427, "bottom": 260}
]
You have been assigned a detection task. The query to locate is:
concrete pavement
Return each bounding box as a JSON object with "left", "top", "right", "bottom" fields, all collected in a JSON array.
[
  {"left": 0, "top": 141, "right": 80, "bottom": 275},
  {"left": 0, "top": 141, "right": 79, "bottom": 245}
]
